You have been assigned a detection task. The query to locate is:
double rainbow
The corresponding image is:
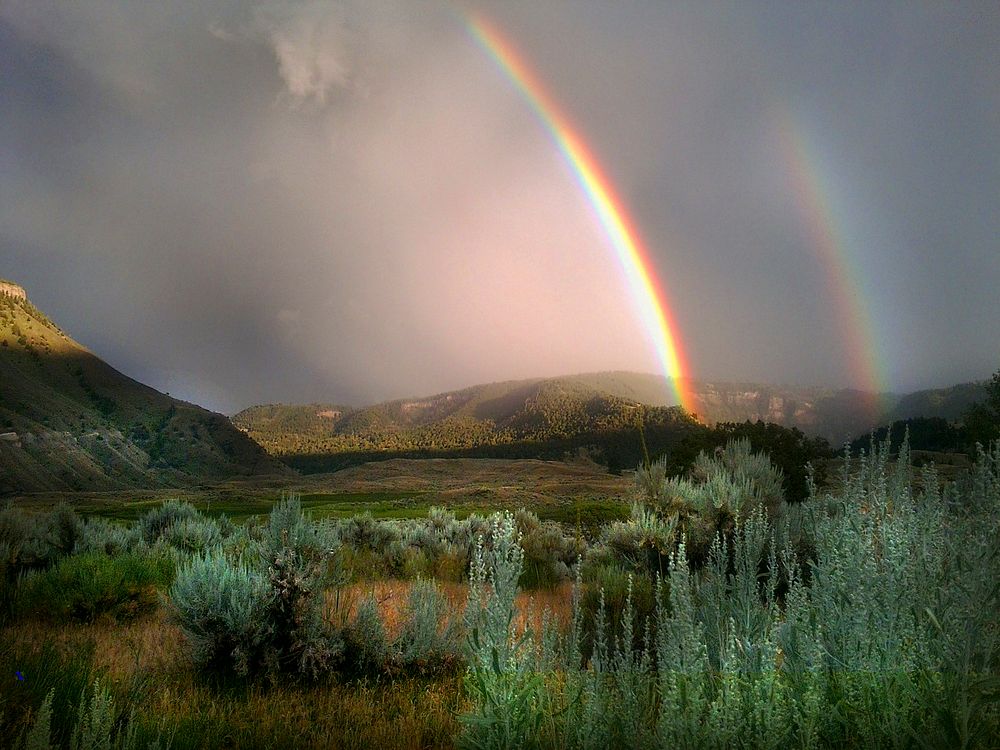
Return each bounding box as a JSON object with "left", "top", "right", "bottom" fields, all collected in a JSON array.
[{"left": 467, "top": 15, "right": 696, "bottom": 415}]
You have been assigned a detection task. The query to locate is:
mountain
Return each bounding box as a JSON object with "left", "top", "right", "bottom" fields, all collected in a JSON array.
[
  {"left": 232, "top": 372, "right": 877, "bottom": 459},
  {"left": 0, "top": 281, "right": 287, "bottom": 494},
  {"left": 686, "top": 381, "right": 899, "bottom": 443},
  {"left": 233, "top": 374, "right": 703, "bottom": 472},
  {"left": 234, "top": 371, "right": 994, "bottom": 470}
]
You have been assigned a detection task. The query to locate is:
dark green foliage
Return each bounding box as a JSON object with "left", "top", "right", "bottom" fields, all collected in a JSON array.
[
  {"left": 16, "top": 551, "right": 174, "bottom": 623},
  {"left": 851, "top": 416, "right": 967, "bottom": 454},
  {"left": 663, "top": 420, "right": 831, "bottom": 502},
  {"left": 243, "top": 381, "right": 702, "bottom": 475},
  {"left": 74, "top": 367, "right": 117, "bottom": 418},
  {"left": 0, "top": 638, "right": 99, "bottom": 748},
  {"left": 963, "top": 368, "right": 1000, "bottom": 448}
]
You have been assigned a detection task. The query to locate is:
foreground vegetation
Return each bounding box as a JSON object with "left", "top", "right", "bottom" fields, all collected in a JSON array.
[{"left": 2, "top": 433, "right": 998, "bottom": 748}]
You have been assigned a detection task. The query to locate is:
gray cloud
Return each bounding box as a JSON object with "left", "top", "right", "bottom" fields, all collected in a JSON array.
[{"left": 1, "top": 1, "right": 998, "bottom": 413}]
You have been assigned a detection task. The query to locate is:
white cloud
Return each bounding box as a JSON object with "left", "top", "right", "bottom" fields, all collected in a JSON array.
[{"left": 253, "top": 0, "right": 352, "bottom": 106}]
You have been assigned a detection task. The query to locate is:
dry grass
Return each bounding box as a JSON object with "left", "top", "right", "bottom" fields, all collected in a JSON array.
[
  {"left": 3, "top": 577, "right": 575, "bottom": 749},
  {"left": 3, "top": 597, "right": 467, "bottom": 749},
  {"left": 329, "top": 579, "right": 574, "bottom": 638}
]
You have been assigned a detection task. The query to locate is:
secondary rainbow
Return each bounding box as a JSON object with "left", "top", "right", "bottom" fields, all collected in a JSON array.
[
  {"left": 467, "top": 14, "right": 696, "bottom": 415},
  {"left": 777, "top": 111, "right": 886, "bottom": 402}
]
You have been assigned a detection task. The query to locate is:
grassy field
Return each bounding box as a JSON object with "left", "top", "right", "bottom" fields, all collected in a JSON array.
[{"left": 7, "top": 457, "right": 634, "bottom": 531}]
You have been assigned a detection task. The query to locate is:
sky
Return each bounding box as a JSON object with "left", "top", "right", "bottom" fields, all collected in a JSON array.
[{"left": 1, "top": 0, "right": 998, "bottom": 415}]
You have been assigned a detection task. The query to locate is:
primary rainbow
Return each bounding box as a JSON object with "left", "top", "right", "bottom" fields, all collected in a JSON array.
[
  {"left": 467, "top": 14, "right": 696, "bottom": 415},
  {"left": 777, "top": 111, "right": 886, "bottom": 402}
]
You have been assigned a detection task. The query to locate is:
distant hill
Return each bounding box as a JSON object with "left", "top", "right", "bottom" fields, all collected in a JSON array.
[
  {"left": 233, "top": 375, "right": 703, "bottom": 473},
  {"left": 232, "top": 372, "right": 883, "bottom": 458},
  {"left": 234, "top": 371, "right": 995, "bottom": 471},
  {"left": 0, "top": 282, "right": 288, "bottom": 494},
  {"left": 883, "top": 382, "right": 987, "bottom": 424}
]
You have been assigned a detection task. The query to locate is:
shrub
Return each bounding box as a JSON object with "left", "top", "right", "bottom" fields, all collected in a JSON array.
[
  {"left": 625, "top": 438, "right": 787, "bottom": 567},
  {"left": 459, "top": 512, "right": 547, "bottom": 750},
  {"left": 50, "top": 503, "right": 84, "bottom": 557},
  {"left": 578, "top": 562, "right": 657, "bottom": 657},
  {"left": 76, "top": 518, "right": 138, "bottom": 557},
  {"left": 395, "top": 579, "right": 462, "bottom": 675},
  {"left": 16, "top": 551, "right": 174, "bottom": 623},
  {"left": 170, "top": 498, "right": 343, "bottom": 680},
  {"left": 517, "top": 512, "right": 585, "bottom": 589},
  {"left": 343, "top": 592, "right": 390, "bottom": 676},
  {"left": 169, "top": 549, "right": 271, "bottom": 676},
  {"left": 0, "top": 503, "right": 83, "bottom": 572},
  {"left": 264, "top": 542, "right": 342, "bottom": 679},
  {"left": 162, "top": 516, "right": 221, "bottom": 554},
  {"left": 138, "top": 500, "right": 200, "bottom": 545}
]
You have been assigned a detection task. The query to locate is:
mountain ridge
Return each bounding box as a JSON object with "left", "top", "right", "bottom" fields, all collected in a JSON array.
[
  {"left": 233, "top": 371, "right": 988, "bottom": 460},
  {"left": 0, "top": 283, "right": 288, "bottom": 494}
]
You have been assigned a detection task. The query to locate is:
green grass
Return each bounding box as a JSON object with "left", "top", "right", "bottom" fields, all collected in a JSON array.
[
  {"left": 74, "top": 492, "right": 430, "bottom": 524},
  {"left": 16, "top": 551, "right": 175, "bottom": 623},
  {"left": 67, "top": 493, "right": 629, "bottom": 529}
]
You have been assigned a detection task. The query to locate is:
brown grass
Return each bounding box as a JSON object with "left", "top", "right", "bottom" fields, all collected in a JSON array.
[
  {"left": 330, "top": 579, "right": 574, "bottom": 638},
  {"left": 3, "top": 577, "right": 576, "bottom": 749}
]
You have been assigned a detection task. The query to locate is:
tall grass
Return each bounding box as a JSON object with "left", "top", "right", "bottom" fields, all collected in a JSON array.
[{"left": 459, "top": 437, "right": 1000, "bottom": 748}]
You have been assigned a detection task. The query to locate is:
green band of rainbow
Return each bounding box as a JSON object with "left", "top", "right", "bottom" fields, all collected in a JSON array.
[{"left": 467, "top": 15, "right": 695, "bottom": 414}]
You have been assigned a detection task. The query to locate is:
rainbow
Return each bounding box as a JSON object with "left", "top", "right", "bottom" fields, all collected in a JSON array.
[
  {"left": 777, "top": 112, "right": 886, "bottom": 402},
  {"left": 466, "top": 15, "right": 696, "bottom": 415}
]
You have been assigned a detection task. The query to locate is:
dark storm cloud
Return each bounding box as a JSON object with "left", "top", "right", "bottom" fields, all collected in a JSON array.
[{"left": 1, "top": 1, "right": 997, "bottom": 413}]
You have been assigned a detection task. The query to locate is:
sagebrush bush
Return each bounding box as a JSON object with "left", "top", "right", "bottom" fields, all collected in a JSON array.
[
  {"left": 343, "top": 592, "right": 390, "bottom": 676},
  {"left": 20, "top": 679, "right": 167, "bottom": 750},
  {"left": 395, "top": 579, "right": 462, "bottom": 675},
  {"left": 139, "top": 500, "right": 200, "bottom": 545},
  {"left": 76, "top": 518, "right": 140, "bottom": 557},
  {"left": 162, "top": 516, "right": 221, "bottom": 554},
  {"left": 169, "top": 548, "right": 271, "bottom": 676},
  {"left": 457, "top": 436, "right": 999, "bottom": 748},
  {"left": 0, "top": 502, "right": 83, "bottom": 573},
  {"left": 170, "top": 497, "right": 343, "bottom": 679},
  {"left": 460, "top": 512, "right": 549, "bottom": 750},
  {"left": 517, "top": 511, "right": 585, "bottom": 589},
  {"left": 623, "top": 438, "right": 787, "bottom": 568}
]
